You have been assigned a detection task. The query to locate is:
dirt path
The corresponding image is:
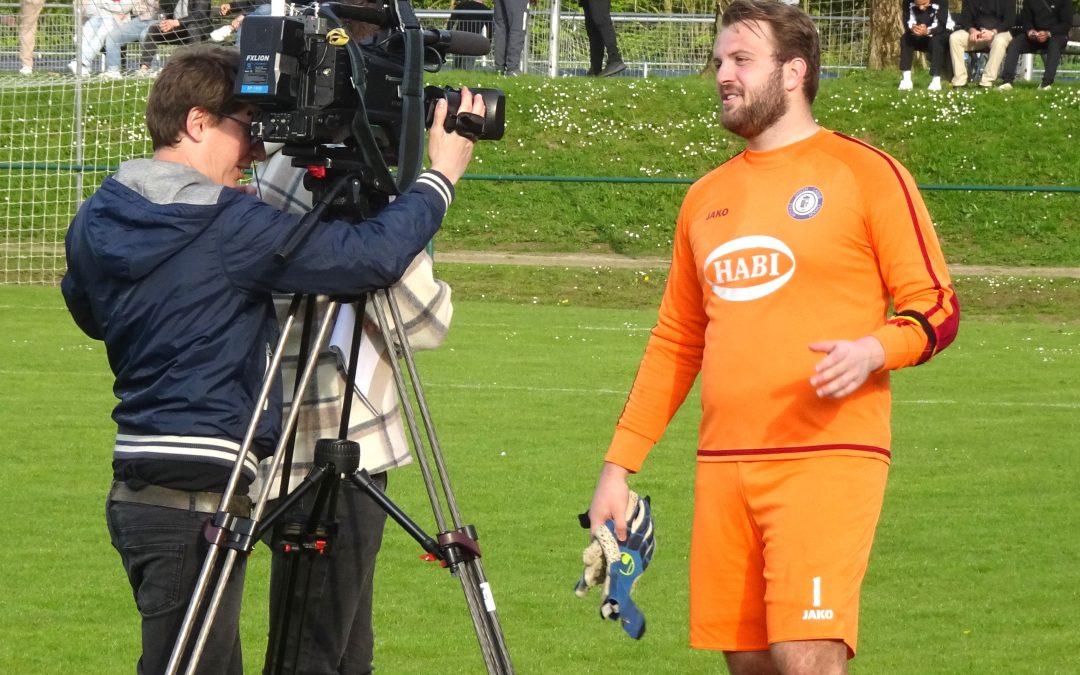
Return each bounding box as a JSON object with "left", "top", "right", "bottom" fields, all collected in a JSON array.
[{"left": 437, "top": 251, "right": 1080, "bottom": 278}]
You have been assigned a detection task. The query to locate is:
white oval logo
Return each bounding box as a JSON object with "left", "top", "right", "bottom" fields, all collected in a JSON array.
[
  {"left": 788, "top": 187, "right": 823, "bottom": 220},
  {"left": 703, "top": 235, "right": 796, "bottom": 302}
]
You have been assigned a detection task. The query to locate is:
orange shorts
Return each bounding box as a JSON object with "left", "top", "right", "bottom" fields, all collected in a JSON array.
[{"left": 689, "top": 455, "right": 888, "bottom": 656}]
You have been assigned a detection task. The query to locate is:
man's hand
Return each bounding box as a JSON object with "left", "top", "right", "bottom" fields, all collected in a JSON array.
[
  {"left": 808, "top": 336, "right": 885, "bottom": 399},
  {"left": 588, "top": 462, "right": 631, "bottom": 540},
  {"left": 159, "top": 18, "right": 180, "bottom": 32},
  {"left": 219, "top": 2, "right": 231, "bottom": 15},
  {"left": 912, "top": 24, "right": 928, "bottom": 37},
  {"left": 426, "top": 86, "right": 485, "bottom": 185}
]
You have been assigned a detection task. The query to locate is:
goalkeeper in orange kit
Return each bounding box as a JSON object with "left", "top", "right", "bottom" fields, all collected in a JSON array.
[{"left": 580, "top": 1, "right": 959, "bottom": 673}]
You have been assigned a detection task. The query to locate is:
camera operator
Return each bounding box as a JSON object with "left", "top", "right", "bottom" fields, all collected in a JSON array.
[{"left": 60, "top": 43, "right": 484, "bottom": 674}]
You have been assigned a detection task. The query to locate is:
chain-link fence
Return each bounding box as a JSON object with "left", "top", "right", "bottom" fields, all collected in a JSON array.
[{"left": 1, "top": 1, "right": 1075, "bottom": 284}]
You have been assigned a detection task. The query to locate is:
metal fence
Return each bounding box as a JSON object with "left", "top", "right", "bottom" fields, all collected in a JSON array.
[
  {"left": 0, "top": 1, "right": 1076, "bottom": 284},
  {"left": 416, "top": 6, "right": 871, "bottom": 77}
]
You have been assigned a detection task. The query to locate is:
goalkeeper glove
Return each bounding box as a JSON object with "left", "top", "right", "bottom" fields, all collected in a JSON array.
[{"left": 574, "top": 491, "right": 655, "bottom": 639}]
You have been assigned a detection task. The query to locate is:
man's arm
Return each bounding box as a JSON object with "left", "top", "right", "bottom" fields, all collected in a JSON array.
[
  {"left": 60, "top": 273, "right": 103, "bottom": 340},
  {"left": 929, "top": 0, "right": 950, "bottom": 35},
  {"left": 255, "top": 154, "right": 452, "bottom": 351},
  {"left": 860, "top": 156, "right": 959, "bottom": 372},
  {"left": 225, "top": 92, "right": 484, "bottom": 297},
  {"left": 588, "top": 462, "right": 631, "bottom": 539},
  {"left": 179, "top": 0, "right": 212, "bottom": 34},
  {"left": 589, "top": 207, "right": 707, "bottom": 533},
  {"left": 809, "top": 151, "right": 958, "bottom": 400}
]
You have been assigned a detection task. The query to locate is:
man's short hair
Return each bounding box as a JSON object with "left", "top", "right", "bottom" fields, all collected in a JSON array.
[
  {"left": 145, "top": 44, "right": 245, "bottom": 149},
  {"left": 722, "top": 0, "right": 821, "bottom": 104}
]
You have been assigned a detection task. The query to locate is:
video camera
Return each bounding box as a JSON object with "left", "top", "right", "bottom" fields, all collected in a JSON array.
[{"left": 235, "top": 1, "right": 505, "bottom": 210}]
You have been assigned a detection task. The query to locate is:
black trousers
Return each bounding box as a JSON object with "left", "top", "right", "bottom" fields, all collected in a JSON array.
[
  {"left": 1001, "top": 33, "right": 1069, "bottom": 86},
  {"left": 898, "top": 31, "right": 948, "bottom": 76},
  {"left": 107, "top": 497, "right": 246, "bottom": 675},
  {"left": 581, "top": 0, "right": 621, "bottom": 72},
  {"left": 265, "top": 472, "right": 389, "bottom": 675}
]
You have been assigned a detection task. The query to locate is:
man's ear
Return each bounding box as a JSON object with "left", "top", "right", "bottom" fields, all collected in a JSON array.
[
  {"left": 185, "top": 107, "right": 213, "bottom": 142},
  {"left": 784, "top": 57, "right": 807, "bottom": 93}
]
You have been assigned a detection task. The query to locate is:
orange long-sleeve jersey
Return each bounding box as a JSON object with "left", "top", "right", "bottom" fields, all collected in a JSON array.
[{"left": 606, "top": 129, "right": 959, "bottom": 472}]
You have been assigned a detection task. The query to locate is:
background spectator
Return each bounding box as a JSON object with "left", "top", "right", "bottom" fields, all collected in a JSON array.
[
  {"left": 209, "top": 0, "right": 272, "bottom": 43},
  {"left": 948, "top": 0, "right": 1014, "bottom": 88},
  {"left": 137, "top": 0, "right": 212, "bottom": 76},
  {"left": 995, "top": 0, "right": 1074, "bottom": 90},
  {"left": 70, "top": 0, "right": 135, "bottom": 78},
  {"left": 18, "top": 0, "right": 44, "bottom": 75},
  {"left": 492, "top": 0, "right": 528, "bottom": 75},
  {"left": 581, "top": 0, "right": 624, "bottom": 76},
  {"left": 447, "top": 0, "right": 493, "bottom": 70},
  {"left": 102, "top": 0, "right": 160, "bottom": 77},
  {"left": 898, "top": 0, "right": 953, "bottom": 91}
]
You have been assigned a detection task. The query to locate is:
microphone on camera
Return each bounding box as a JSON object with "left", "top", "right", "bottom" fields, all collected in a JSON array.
[
  {"left": 419, "top": 29, "right": 491, "bottom": 56},
  {"left": 385, "top": 29, "right": 491, "bottom": 57}
]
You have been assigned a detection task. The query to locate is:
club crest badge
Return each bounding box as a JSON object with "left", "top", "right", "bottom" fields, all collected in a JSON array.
[{"left": 788, "top": 187, "right": 823, "bottom": 220}]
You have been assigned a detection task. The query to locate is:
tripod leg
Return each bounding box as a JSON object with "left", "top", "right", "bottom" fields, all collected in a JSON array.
[
  {"left": 369, "top": 289, "right": 515, "bottom": 674},
  {"left": 168, "top": 295, "right": 340, "bottom": 675}
]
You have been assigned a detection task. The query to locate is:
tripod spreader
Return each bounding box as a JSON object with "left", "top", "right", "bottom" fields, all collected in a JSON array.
[
  {"left": 203, "top": 511, "right": 259, "bottom": 555},
  {"left": 348, "top": 466, "right": 442, "bottom": 560},
  {"left": 437, "top": 526, "right": 483, "bottom": 567}
]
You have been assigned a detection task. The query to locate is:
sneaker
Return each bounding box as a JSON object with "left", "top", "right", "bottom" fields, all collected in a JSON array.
[
  {"left": 598, "top": 60, "right": 627, "bottom": 77},
  {"left": 99, "top": 70, "right": 123, "bottom": 81},
  {"left": 1039, "top": 84, "right": 1052, "bottom": 90},
  {"left": 18, "top": 65, "right": 32, "bottom": 76},
  {"left": 898, "top": 79, "right": 913, "bottom": 91},
  {"left": 928, "top": 80, "right": 941, "bottom": 91},
  {"left": 134, "top": 65, "right": 159, "bottom": 79},
  {"left": 67, "top": 60, "right": 79, "bottom": 76},
  {"left": 209, "top": 25, "right": 234, "bottom": 42},
  {"left": 996, "top": 82, "right": 1012, "bottom": 91}
]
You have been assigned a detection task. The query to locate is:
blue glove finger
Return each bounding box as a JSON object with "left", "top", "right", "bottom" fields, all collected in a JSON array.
[{"left": 603, "top": 521, "right": 649, "bottom": 639}]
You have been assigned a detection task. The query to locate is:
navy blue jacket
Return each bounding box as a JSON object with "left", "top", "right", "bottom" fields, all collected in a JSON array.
[{"left": 62, "top": 159, "right": 454, "bottom": 491}]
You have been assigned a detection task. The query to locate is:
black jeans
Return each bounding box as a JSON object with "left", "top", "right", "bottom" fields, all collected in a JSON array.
[
  {"left": 265, "top": 472, "right": 389, "bottom": 675},
  {"left": 899, "top": 31, "right": 948, "bottom": 76},
  {"left": 106, "top": 495, "right": 246, "bottom": 675},
  {"left": 1001, "top": 33, "right": 1069, "bottom": 86},
  {"left": 582, "top": 0, "right": 621, "bottom": 72}
]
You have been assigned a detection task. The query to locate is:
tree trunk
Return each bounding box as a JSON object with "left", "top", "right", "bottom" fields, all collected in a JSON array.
[
  {"left": 706, "top": 0, "right": 736, "bottom": 73},
  {"left": 868, "top": 0, "right": 903, "bottom": 70}
]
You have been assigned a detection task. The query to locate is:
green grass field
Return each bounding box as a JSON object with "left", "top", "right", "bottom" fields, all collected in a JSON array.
[{"left": 1, "top": 281, "right": 1078, "bottom": 674}]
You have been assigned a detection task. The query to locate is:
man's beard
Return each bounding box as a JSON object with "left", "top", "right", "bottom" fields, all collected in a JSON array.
[{"left": 721, "top": 66, "right": 788, "bottom": 140}]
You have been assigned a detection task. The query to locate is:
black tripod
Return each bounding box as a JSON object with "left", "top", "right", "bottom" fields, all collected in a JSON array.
[{"left": 163, "top": 168, "right": 514, "bottom": 675}]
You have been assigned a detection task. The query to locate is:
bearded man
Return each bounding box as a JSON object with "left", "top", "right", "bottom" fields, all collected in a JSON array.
[{"left": 584, "top": 1, "right": 960, "bottom": 673}]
